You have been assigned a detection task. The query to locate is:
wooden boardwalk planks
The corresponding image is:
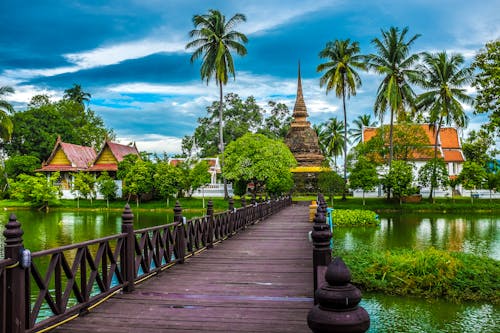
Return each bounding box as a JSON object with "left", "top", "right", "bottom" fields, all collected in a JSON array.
[{"left": 54, "top": 205, "right": 313, "bottom": 333}]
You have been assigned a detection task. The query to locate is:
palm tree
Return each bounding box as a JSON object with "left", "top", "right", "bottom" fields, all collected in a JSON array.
[
  {"left": 349, "top": 114, "right": 377, "bottom": 144},
  {"left": 415, "top": 51, "right": 473, "bottom": 201},
  {"left": 186, "top": 9, "right": 248, "bottom": 198},
  {"left": 317, "top": 39, "right": 365, "bottom": 199},
  {"left": 64, "top": 84, "right": 91, "bottom": 106},
  {"left": 317, "top": 118, "right": 346, "bottom": 171},
  {"left": 366, "top": 27, "right": 421, "bottom": 170},
  {"left": 0, "top": 86, "right": 14, "bottom": 140}
]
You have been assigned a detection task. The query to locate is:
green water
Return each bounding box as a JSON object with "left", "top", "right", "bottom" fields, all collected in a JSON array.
[
  {"left": 333, "top": 213, "right": 499, "bottom": 332},
  {"left": 1, "top": 210, "right": 499, "bottom": 331}
]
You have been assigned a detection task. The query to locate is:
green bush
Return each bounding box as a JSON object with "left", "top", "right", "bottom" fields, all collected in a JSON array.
[
  {"left": 330, "top": 209, "right": 379, "bottom": 226},
  {"left": 336, "top": 246, "right": 500, "bottom": 303}
]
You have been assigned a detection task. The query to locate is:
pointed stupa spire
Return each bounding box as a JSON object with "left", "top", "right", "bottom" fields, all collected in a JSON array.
[{"left": 291, "top": 61, "right": 310, "bottom": 128}]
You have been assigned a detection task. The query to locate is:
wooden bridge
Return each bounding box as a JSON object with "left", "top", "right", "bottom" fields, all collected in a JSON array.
[{"left": 1, "top": 198, "right": 317, "bottom": 332}]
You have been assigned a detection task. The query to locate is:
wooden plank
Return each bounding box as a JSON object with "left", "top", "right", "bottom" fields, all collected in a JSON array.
[{"left": 54, "top": 205, "right": 313, "bottom": 333}]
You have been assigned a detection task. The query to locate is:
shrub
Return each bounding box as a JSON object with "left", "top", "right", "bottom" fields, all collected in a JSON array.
[{"left": 330, "top": 209, "right": 379, "bottom": 226}]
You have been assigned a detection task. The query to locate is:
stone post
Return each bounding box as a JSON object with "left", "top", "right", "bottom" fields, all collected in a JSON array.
[
  {"left": 311, "top": 209, "right": 332, "bottom": 302},
  {"left": 174, "top": 201, "right": 186, "bottom": 263},
  {"left": 4, "top": 214, "right": 27, "bottom": 333},
  {"left": 121, "top": 205, "right": 135, "bottom": 292},
  {"left": 307, "top": 257, "right": 370, "bottom": 333},
  {"left": 206, "top": 200, "right": 214, "bottom": 248}
]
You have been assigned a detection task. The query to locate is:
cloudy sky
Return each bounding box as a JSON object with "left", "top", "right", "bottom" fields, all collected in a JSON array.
[{"left": 1, "top": 0, "right": 499, "bottom": 154}]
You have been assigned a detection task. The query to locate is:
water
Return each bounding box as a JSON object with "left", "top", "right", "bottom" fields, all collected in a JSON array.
[{"left": 332, "top": 212, "right": 499, "bottom": 332}]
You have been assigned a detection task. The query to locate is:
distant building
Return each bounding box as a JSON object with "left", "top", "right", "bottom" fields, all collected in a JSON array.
[
  {"left": 37, "top": 137, "right": 140, "bottom": 199},
  {"left": 358, "top": 124, "right": 466, "bottom": 198}
]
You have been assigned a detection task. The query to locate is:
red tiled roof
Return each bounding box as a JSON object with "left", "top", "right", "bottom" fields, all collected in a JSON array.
[
  {"left": 106, "top": 141, "right": 139, "bottom": 162},
  {"left": 59, "top": 142, "right": 97, "bottom": 168},
  {"left": 37, "top": 165, "right": 80, "bottom": 172},
  {"left": 443, "top": 150, "right": 465, "bottom": 162},
  {"left": 87, "top": 164, "right": 118, "bottom": 172}
]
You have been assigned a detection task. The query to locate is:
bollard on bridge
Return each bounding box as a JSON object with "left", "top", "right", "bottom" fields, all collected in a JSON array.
[{"left": 307, "top": 257, "right": 370, "bottom": 333}]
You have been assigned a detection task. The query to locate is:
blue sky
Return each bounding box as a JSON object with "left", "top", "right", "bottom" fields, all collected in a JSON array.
[{"left": 1, "top": 0, "right": 499, "bottom": 154}]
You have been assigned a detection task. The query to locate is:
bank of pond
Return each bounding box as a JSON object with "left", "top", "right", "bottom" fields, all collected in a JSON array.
[{"left": 0, "top": 209, "right": 498, "bottom": 332}]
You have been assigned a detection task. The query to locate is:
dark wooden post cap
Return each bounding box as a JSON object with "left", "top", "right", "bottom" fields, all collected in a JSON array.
[
  {"left": 121, "top": 204, "right": 134, "bottom": 226},
  {"left": 3, "top": 214, "right": 23, "bottom": 247}
]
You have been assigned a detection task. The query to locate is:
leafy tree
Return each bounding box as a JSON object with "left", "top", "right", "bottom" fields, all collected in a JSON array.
[
  {"left": 257, "top": 101, "right": 292, "bottom": 139},
  {"left": 486, "top": 172, "right": 500, "bottom": 201},
  {"left": 122, "top": 159, "right": 154, "bottom": 207},
  {"left": 188, "top": 160, "right": 211, "bottom": 195},
  {"left": 349, "top": 114, "right": 377, "bottom": 144},
  {"left": 415, "top": 51, "right": 473, "bottom": 200},
  {"left": 458, "top": 161, "right": 487, "bottom": 204},
  {"left": 472, "top": 40, "right": 500, "bottom": 136},
  {"left": 383, "top": 160, "right": 414, "bottom": 205},
  {"left": 366, "top": 26, "right": 421, "bottom": 170},
  {"left": 266, "top": 172, "right": 294, "bottom": 196},
  {"left": 317, "top": 171, "right": 344, "bottom": 205},
  {"left": 72, "top": 171, "right": 96, "bottom": 207},
  {"left": 317, "top": 39, "right": 365, "bottom": 200},
  {"left": 462, "top": 129, "right": 497, "bottom": 166},
  {"left": 4, "top": 155, "right": 40, "bottom": 178},
  {"left": 349, "top": 156, "right": 379, "bottom": 206},
  {"left": 6, "top": 97, "right": 113, "bottom": 160},
  {"left": 223, "top": 133, "right": 296, "bottom": 197},
  {"left": 10, "top": 172, "right": 61, "bottom": 211},
  {"left": 186, "top": 9, "right": 248, "bottom": 198},
  {"left": 97, "top": 171, "right": 117, "bottom": 208},
  {"left": 418, "top": 158, "right": 449, "bottom": 202},
  {"left": 153, "top": 161, "right": 183, "bottom": 206}
]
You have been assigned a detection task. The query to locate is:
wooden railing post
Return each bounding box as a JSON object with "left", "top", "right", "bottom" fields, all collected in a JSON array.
[
  {"left": 228, "top": 198, "right": 235, "bottom": 235},
  {"left": 311, "top": 206, "right": 332, "bottom": 303},
  {"left": 121, "top": 204, "right": 135, "bottom": 293},
  {"left": 3, "top": 214, "right": 27, "bottom": 333},
  {"left": 174, "top": 201, "right": 186, "bottom": 263},
  {"left": 206, "top": 200, "right": 214, "bottom": 248},
  {"left": 241, "top": 196, "right": 246, "bottom": 208}
]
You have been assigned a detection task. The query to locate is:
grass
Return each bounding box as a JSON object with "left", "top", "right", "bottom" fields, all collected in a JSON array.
[{"left": 335, "top": 246, "right": 500, "bottom": 304}]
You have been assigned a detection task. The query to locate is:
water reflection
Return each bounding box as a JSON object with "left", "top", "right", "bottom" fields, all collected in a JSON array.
[{"left": 334, "top": 213, "right": 499, "bottom": 260}]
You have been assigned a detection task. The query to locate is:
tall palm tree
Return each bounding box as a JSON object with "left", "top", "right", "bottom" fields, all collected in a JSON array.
[
  {"left": 349, "top": 114, "right": 377, "bottom": 144},
  {"left": 186, "top": 9, "right": 248, "bottom": 198},
  {"left": 64, "top": 84, "right": 91, "bottom": 106},
  {"left": 415, "top": 51, "right": 473, "bottom": 200},
  {"left": 0, "top": 86, "right": 14, "bottom": 142},
  {"left": 366, "top": 27, "right": 421, "bottom": 170},
  {"left": 317, "top": 39, "right": 365, "bottom": 200},
  {"left": 317, "top": 118, "right": 346, "bottom": 172}
]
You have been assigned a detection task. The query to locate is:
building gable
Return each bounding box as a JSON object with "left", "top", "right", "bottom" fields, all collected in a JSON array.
[{"left": 51, "top": 148, "right": 71, "bottom": 166}]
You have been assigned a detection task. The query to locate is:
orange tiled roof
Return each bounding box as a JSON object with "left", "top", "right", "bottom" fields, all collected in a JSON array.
[{"left": 362, "top": 124, "right": 464, "bottom": 163}]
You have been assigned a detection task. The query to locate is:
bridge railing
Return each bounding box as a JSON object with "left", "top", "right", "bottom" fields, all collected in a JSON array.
[{"left": 1, "top": 196, "right": 291, "bottom": 333}]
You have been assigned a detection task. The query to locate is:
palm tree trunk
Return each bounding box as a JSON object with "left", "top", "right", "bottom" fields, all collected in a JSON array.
[
  {"left": 342, "top": 84, "right": 347, "bottom": 201},
  {"left": 218, "top": 82, "right": 228, "bottom": 199},
  {"left": 430, "top": 120, "right": 442, "bottom": 203},
  {"left": 387, "top": 108, "right": 395, "bottom": 200}
]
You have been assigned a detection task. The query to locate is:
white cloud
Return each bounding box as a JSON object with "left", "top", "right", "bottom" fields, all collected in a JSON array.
[
  {"left": 8, "top": 85, "right": 61, "bottom": 105},
  {"left": 121, "top": 134, "right": 183, "bottom": 154}
]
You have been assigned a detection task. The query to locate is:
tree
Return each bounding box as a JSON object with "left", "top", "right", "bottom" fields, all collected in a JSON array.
[
  {"left": 72, "top": 171, "right": 96, "bottom": 207},
  {"left": 121, "top": 159, "right": 154, "bottom": 207},
  {"left": 186, "top": 9, "right": 248, "bottom": 198},
  {"left": 4, "top": 155, "right": 40, "bottom": 179},
  {"left": 153, "top": 161, "right": 183, "bottom": 206},
  {"left": 6, "top": 97, "right": 113, "bottom": 160},
  {"left": 366, "top": 26, "right": 421, "bottom": 171},
  {"left": 462, "top": 129, "right": 497, "bottom": 166},
  {"left": 317, "top": 171, "right": 344, "bottom": 205},
  {"left": 97, "top": 171, "right": 117, "bottom": 208},
  {"left": 316, "top": 117, "right": 346, "bottom": 171},
  {"left": 418, "top": 158, "right": 449, "bottom": 202},
  {"left": 486, "top": 172, "right": 500, "bottom": 201},
  {"left": 383, "top": 160, "right": 414, "bottom": 205},
  {"left": 415, "top": 51, "right": 473, "bottom": 200},
  {"left": 0, "top": 86, "right": 14, "bottom": 141},
  {"left": 257, "top": 101, "right": 292, "bottom": 139},
  {"left": 9, "top": 172, "right": 61, "bottom": 211},
  {"left": 64, "top": 84, "right": 91, "bottom": 107},
  {"left": 223, "top": 133, "right": 296, "bottom": 197},
  {"left": 188, "top": 160, "right": 211, "bottom": 196},
  {"left": 349, "top": 156, "right": 379, "bottom": 206},
  {"left": 458, "top": 161, "right": 487, "bottom": 204},
  {"left": 317, "top": 39, "right": 365, "bottom": 200},
  {"left": 472, "top": 40, "right": 500, "bottom": 137},
  {"left": 349, "top": 114, "right": 377, "bottom": 144}
]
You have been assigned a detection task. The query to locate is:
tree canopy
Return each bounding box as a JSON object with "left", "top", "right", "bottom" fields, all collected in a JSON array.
[{"left": 223, "top": 133, "right": 296, "bottom": 196}]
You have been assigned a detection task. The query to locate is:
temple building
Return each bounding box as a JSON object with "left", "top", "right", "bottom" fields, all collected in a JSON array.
[{"left": 285, "top": 64, "right": 326, "bottom": 193}]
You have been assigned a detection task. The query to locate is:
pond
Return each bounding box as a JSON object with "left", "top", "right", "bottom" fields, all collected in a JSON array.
[
  {"left": 0, "top": 210, "right": 499, "bottom": 331},
  {"left": 332, "top": 213, "right": 499, "bottom": 332}
]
